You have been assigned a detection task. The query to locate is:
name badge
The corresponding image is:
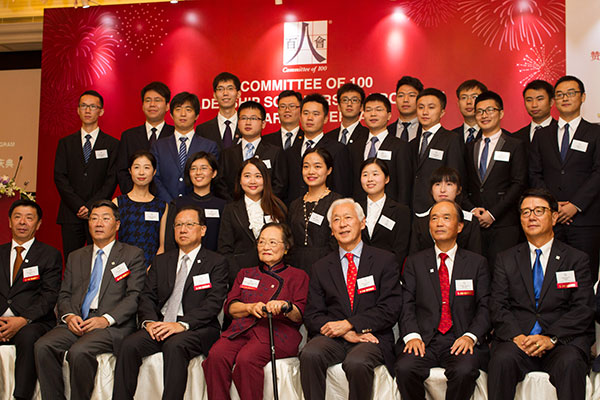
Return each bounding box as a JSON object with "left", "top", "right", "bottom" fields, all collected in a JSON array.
[
  {"left": 264, "top": 215, "right": 274, "bottom": 223},
  {"left": 111, "top": 263, "right": 130, "bottom": 282},
  {"left": 95, "top": 149, "right": 108, "bottom": 159},
  {"left": 455, "top": 279, "right": 474, "bottom": 296},
  {"left": 22, "top": 266, "right": 40, "bottom": 282},
  {"left": 193, "top": 273, "right": 212, "bottom": 290},
  {"left": 262, "top": 159, "right": 272, "bottom": 169},
  {"left": 571, "top": 139, "right": 588, "bottom": 153},
  {"left": 463, "top": 210, "right": 473, "bottom": 221},
  {"left": 204, "top": 209, "right": 220, "bottom": 218},
  {"left": 145, "top": 211, "right": 159, "bottom": 221},
  {"left": 493, "top": 151, "right": 510, "bottom": 162},
  {"left": 240, "top": 277, "right": 260, "bottom": 290},
  {"left": 378, "top": 215, "right": 395, "bottom": 231},
  {"left": 309, "top": 212, "right": 324, "bottom": 226},
  {"left": 556, "top": 270, "right": 578, "bottom": 289},
  {"left": 377, "top": 150, "right": 392, "bottom": 160},
  {"left": 357, "top": 275, "right": 376, "bottom": 294},
  {"left": 429, "top": 149, "right": 444, "bottom": 160}
]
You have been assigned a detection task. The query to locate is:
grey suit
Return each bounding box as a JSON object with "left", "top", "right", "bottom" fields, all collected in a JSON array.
[{"left": 35, "top": 241, "right": 146, "bottom": 400}]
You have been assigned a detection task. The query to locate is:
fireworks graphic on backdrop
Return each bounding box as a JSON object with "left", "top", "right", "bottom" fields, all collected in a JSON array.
[
  {"left": 42, "top": 8, "right": 117, "bottom": 89},
  {"left": 113, "top": 5, "right": 169, "bottom": 59},
  {"left": 397, "top": 0, "right": 459, "bottom": 27},
  {"left": 458, "top": 0, "right": 565, "bottom": 51},
  {"left": 39, "top": 85, "right": 81, "bottom": 139},
  {"left": 517, "top": 45, "right": 564, "bottom": 85}
]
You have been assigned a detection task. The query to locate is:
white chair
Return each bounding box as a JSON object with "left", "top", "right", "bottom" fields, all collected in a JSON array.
[
  {"left": 515, "top": 371, "right": 593, "bottom": 400},
  {"left": 0, "top": 345, "right": 41, "bottom": 400},
  {"left": 230, "top": 357, "right": 303, "bottom": 400},
  {"left": 324, "top": 363, "right": 398, "bottom": 400},
  {"left": 423, "top": 367, "right": 488, "bottom": 400}
]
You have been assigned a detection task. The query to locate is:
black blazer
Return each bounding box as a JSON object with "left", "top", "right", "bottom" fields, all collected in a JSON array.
[
  {"left": 261, "top": 128, "right": 304, "bottom": 149},
  {"left": 463, "top": 133, "right": 527, "bottom": 228},
  {"left": 491, "top": 240, "right": 595, "bottom": 355},
  {"left": 409, "top": 210, "right": 482, "bottom": 255},
  {"left": 195, "top": 117, "right": 241, "bottom": 152},
  {"left": 387, "top": 120, "right": 422, "bottom": 142},
  {"left": 304, "top": 244, "right": 403, "bottom": 373},
  {"left": 400, "top": 247, "right": 490, "bottom": 346},
  {"left": 117, "top": 123, "right": 174, "bottom": 193},
  {"left": 529, "top": 119, "right": 600, "bottom": 226},
  {"left": 451, "top": 125, "right": 482, "bottom": 153},
  {"left": 324, "top": 123, "right": 370, "bottom": 146},
  {"left": 510, "top": 119, "right": 558, "bottom": 145},
  {"left": 54, "top": 131, "right": 119, "bottom": 224},
  {"left": 0, "top": 240, "right": 62, "bottom": 324}
]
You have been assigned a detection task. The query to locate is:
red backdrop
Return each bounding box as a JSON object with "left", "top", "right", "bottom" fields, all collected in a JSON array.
[{"left": 35, "top": 0, "right": 566, "bottom": 250}]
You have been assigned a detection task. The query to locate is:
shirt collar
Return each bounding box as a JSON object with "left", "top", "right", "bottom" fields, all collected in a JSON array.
[
  {"left": 304, "top": 132, "right": 324, "bottom": 145},
  {"left": 399, "top": 117, "right": 418, "bottom": 127},
  {"left": 11, "top": 238, "right": 35, "bottom": 253},
  {"left": 368, "top": 129, "right": 389, "bottom": 143},
  {"left": 145, "top": 121, "right": 165, "bottom": 135},
  {"left": 174, "top": 129, "right": 195, "bottom": 142},
  {"left": 339, "top": 241, "right": 364, "bottom": 261},
  {"left": 178, "top": 243, "right": 202, "bottom": 265},
  {"left": 482, "top": 129, "right": 502, "bottom": 142},
  {"left": 241, "top": 137, "right": 261, "bottom": 149},
  {"left": 81, "top": 127, "right": 100, "bottom": 141},
  {"left": 424, "top": 123, "right": 442, "bottom": 135},
  {"left": 558, "top": 116, "right": 581, "bottom": 131},
  {"left": 244, "top": 194, "right": 262, "bottom": 207},
  {"left": 527, "top": 238, "right": 554, "bottom": 260},
  {"left": 282, "top": 125, "right": 300, "bottom": 135},
  {"left": 367, "top": 194, "right": 386, "bottom": 208},
  {"left": 533, "top": 116, "right": 553, "bottom": 129},
  {"left": 93, "top": 239, "right": 116, "bottom": 258},
  {"left": 463, "top": 122, "right": 479, "bottom": 132},
  {"left": 218, "top": 112, "right": 238, "bottom": 126},
  {"left": 341, "top": 120, "right": 360, "bottom": 133},
  {"left": 434, "top": 243, "right": 458, "bottom": 264}
]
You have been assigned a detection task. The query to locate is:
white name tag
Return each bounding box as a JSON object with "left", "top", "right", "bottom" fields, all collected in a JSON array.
[
  {"left": 240, "top": 277, "right": 260, "bottom": 290},
  {"left": 95, "top": 149, "right": 108, "bottom": 159},
  {"left": 377, "top": 150, "right": 392, "bottom": 160},
  {"left": 556, "top": 270, "right": 578, "bottom": 289},
  {"left": 22, "top": 266, "right": 40, "bottom": 282},
  {"left": 193, "top": 273, "right": 212, "bottom": 290},
  {"left": 111, "top": 263, "right": 130, "bottom": 282},
  {"left": 455, "top": 279, "right": 474, "bottom": 295},
  {"left": 429, "top": 149, "right": 444, "bottom": 160},
  {"left": 571, "top": 139, "right": 588, "bottom": 153},
  {"left": 378, "top": 215, "right": 395, "bottom": 231},
  {"left": 462, "top": 210, "right": 473, "bottom": 221},
  {"left": 204, "top": 209, "right": 220, "bottom": 218},
  {"left": 356, "top": 275, "right": 376, "bottom": 294},
  {"left": 262, "top": 159, "right": 272, "bottom": 169},
  {"left": 493, "top": 151, "right": 510, "bottom": 162},
  {"left": 264, "top": 215, "right": 274, "bottom": 223},
  {"left": 145, "top": 211, "right": 159, "bottom": 221},
  {"left": 309, "top": 212, "right": 324, "bottom": 226}
]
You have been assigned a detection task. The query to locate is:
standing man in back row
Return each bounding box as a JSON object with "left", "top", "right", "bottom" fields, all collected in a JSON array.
[
  {"left": 451, "top": 79, "right": 487, "bottom": 148},
  {"left": 511, "top": 79, "right": 557, "bottom": 148},
  {"left": 326, "top": 83, "right": 369, "bottom": 146},
  {"left": 388, "top": 76, "right": 424, "bottom": 142},
  {"left": 262, "top": 90, "right": 304, "bottom": 150}
]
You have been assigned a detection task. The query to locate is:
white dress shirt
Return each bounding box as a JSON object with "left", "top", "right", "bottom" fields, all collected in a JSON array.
[
  {"left": 366, "top": 195, "right": 386, "bottom": 236},
  {"left": 174, "top": 130, "right": 195, "bottom": 153},
  {"left": 81, "top": 127, "right": 100, "bottom": 148},
  {"left": 217, "top": 112, "right": 238, "bottom": 139},
  {"left": 418, "top": 123, "right": 442, "bottom": 154},
  {"left": 301, "top": 132, "right": 324, "bottom": 156},
  {"left": 245, "top": 195, "right": 264, "bottom": 239},
  {"left": 241, "top": 137, "right": 261, "bottom": 158},
  {"left": 478, "top": 130, "right": 502, "bottom": 170},
  {"left": 2, "top": 238, "right": 35, "bottom": 317},
  {"left": 280, "top": 125, "right": 300, "bottom": 147},
  {"left": 461, "top": 123, "right": 480, "bottom": 143},
  {"left": 528, "top": 238, "right": 554, "bottom": 275},
  {"left": 160, "top": 245, "right": 202, "bottom": 320},
  {"left": 145, "top": 121, "right": 166, "bottom": 140},
  {"left": 363, "top": 130, "right": 389, "bottom": 160},
  {"left": 529, "top": 116, "right": 553, "bottom": 141},
  {"left": 338, "top": 120, "right": 361, "bottom": 143},
  {"left": 557, "top": 116, "right": 581, "bottom": 152},
  {"left": 395, "top": 117, "right": 419, "bottom": 142}
]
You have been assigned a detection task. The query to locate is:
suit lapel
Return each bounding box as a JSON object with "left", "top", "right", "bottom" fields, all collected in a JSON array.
[
  {"left": 328, "top": 254, "right": 351, "bottom": 313},
  {"left": 449, "top": 249, "right": 464, "bottom": 307},
  {"left": 184, "top": 247, "right": 204, "bottom": 293},
  {"left": 167, "top": 136, "right": 183, "bottom": 173},
  {"left": 426, "top": 249, "right": 442, "bottom": 304},
  {"left": 353, "top": 247, "right": 373, "bottom": 312},
  {"left": 0, "top": 244, "right": 11, "bottom": 294},
  {"left": 473, "top": 139, "right": 481, "bottom": 177},
  {"left": 564, "top": 121, "right": 587, "bottom": 165},
  {"left": 98, "top": 242, "right": 121, "bottom": 303},
  {"left": 482, "top": 135, "right": 505, "bottom": 184},
  {"left": 10, "top": 240, "right": 39, "bottom": 288},
  {"left": 232, "top": 200, "right": 255, "bottom": 242},
  {"left": 539, "top": 242, "right": 564, "bottom": 303},
  {"left": 371, "top": 198, "right": 393, "bottom": 240},
  {"left": 516, "top": 243, "right": 535, "bottom": 306},
  {"left": 550, "top": 125, "right": 563, "bottom": 165}
]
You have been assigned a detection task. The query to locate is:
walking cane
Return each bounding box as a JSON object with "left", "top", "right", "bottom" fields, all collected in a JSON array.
[{"left": 263, "top": 303, "right": 291, "bottom": 400}]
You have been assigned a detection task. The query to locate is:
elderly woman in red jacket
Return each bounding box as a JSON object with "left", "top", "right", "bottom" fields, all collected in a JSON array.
[{"left": 203, "top": 222, "right": 309, "bottom": 400}]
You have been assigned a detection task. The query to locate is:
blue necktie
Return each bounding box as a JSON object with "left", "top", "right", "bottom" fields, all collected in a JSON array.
[
  {"left": 284, "top": 131, "right": 293, "bottom": 150},
  {"left": 303, "top": 139, "right": 314, "bottom": 155},
  {"left": 341, "top": 128, "right": 349, "bottom": 145},
  {"left": 400, "top": 122, "right": 411, "bottom": 142},
  {"left": 223, "top": 120, "right": 233, "bottom": 148},
  {"left": 83, "top": 134, "right": 92, "bottom": 163},
  {"left": 560, "top": 123, "right": 570, "bottom": 161},
  {"left": 479, "top": 138, "right": 491, "bottom": 181},
  {"left": 466, "top": 127, "right": 476, "bottom": 144},
  {"left": 81, "top": 249, "right": 104, "bottom": 320},
  {"left": 419, "top": 131, "right": 432, "bottom": 158},
  {"left": 367, "top": 136, "right": 379, "bottom": 159},
  {"left": 178, "top": 136, "right": 188, "bottom": 170},
  {"left": 530, "top": 248, "right": 543, "bottom": 335},
  {"left": 243, "top": 142, "right": 255, "bottom": 161}
]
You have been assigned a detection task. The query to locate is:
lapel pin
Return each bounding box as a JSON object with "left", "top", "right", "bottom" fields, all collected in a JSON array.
[
  {"left": 24, "top": 259, "right": 29, "bottom": 263},
  {"left": 429, "top": 268, "right": 434, "bottom": 273},
  {"left": 556, "top": 255, "right": 560, "bottom": 260},
  {"left": 197, "top": 259, "right": 201, "bottom": 263},
  {"left": 111, "top": 261, "right": 115, "bottom": 265}
]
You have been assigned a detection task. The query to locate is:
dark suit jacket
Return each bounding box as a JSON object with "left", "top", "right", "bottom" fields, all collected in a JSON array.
[
  {"left": 400, "top": 248, "right": 490, "bottom": 347},
  {"left": 151, "top": 134, "right": 219, "bottom": 202},
  {"left": 529, "top": 119, "right": 600, "bottom": 226},
  {"left": 304, "top": 244, "right": 402, "bottom": 373},
  {"left": 387, "top": 120, "right": 422, "bottom": 142},
  {"left": 409, "top": 210, "right": 482, "bottom": 255},
  {"left": 195, "top": 117, "right": 241, "bottom": 152},
  {"left": 510, "top": 119, "right": 558, "bottom": 146},
  {"left": 491, "top": 240, "right": 595, "bottom": 355},
  {"left": 411, "top": 128, "right": 466, "bottom": 214},
  {"left": 57, "top": 241, "right": 147, "bottom": 351},
  {"left": 464, "top": 133, "right": 527, "bottom": 228},
  {"left": 325, "top": 123, "right": 370, "bottom": 146},
  {"left": 54, "top": 131, "right": 119, "bottom": 224},
  {"left": 452, "top": 125, "right": 482, "bottom": 153},
  {"left": 262, "top": 128, "right": 304, "bottom": 149},
  {"left": 117, "top": 123, "right": 174, "bottom": 193},
  {"left": 0, "top": 240, "right": 62, "bottom": 324}
]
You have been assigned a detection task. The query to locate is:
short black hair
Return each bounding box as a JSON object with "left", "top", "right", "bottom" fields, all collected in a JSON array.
[
  {"left": 456, "top": 79, "right": 487, "bottom": 98},
  {"left": 141, "top": 81, "right": 171, "bottom": 103},
  {"left": 128, "top": 150, "right": 156, "bottom": 170},
  {"left": 337, "top": 83, "right": 365, "bottom": 105},
  {"left": 90, "top": 199, "right": 120, "bottom": 221},
  {"left": 474, "top": 91, "right": 504, "bottom": 110},
  {"left": 277, "top": 90, "right": 302, "bottom": 103},
  {"left": 364, "top": 93, "right": 392, "bottom": 113},
  {"left": 80, "top": 90, "right": 104, "bottom": 108},
  {"left": 238, "top": 100, "right": 266, "bottom": 120},
  {"left": 360, "top": 157, "right": 390, "bottom": 178},
  {"left": 9, "top": 199, "right": 42, "bottom": 220},
  {"left": 555, "top": 75, "right": 585, "bottom": 94},
  {"left": 301, "top": 93, "right": 329, "bottom": 115},
  {"left": 303, "top": 147, "right": 334, "bottom": 170},
  {"left": 213, "top": 72, "right": 241, "bottom": 92},
  {"left": 184, "top": 151, "right": 218, "bottom": 188},
  {"left": 170, "top": 92, "right": 200, "bottom": 116},
  {"left": 259, "top": 222, "right": 294, "bottom": 251},
  {"left": 518, "top": 188, "right": 558, "bottom": 213},
  {"left": 175, "top": 205, "right": 207, "bottom": 226},
  {"left": 430, "top": 166, "right": 461, "bottom": 189},
  {"left": 431, "top": 200, "right": 464, "bottom": 223},
  {"left": 523, "top": 79, "right": 554, "bottom": 99},
  {"left": 417, "top": 88, "right": 447, "bottom": 109},
  {"left": 395, "top": 76, "right": 424, "bottom": 93}
]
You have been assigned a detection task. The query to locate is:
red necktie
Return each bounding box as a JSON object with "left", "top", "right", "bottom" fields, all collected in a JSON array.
[
  {"left": 437, "top": 252, "right": 453, "bottom": 334},
  {"left": 345, "top": 253, "right": 357, "bottom": 310}
]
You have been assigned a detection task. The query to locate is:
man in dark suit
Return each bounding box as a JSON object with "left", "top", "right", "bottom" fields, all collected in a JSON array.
[
  {"left": 349, "top": 93, "right": 413, "bottom": 205},
  {"left": 388, "top": 76, "right": 423, "bottom": 142},
  {"left": 395, "top": 200, "right": 490, "bottom": 400},
  {"left": 0, "top": 200, "right": 62, "bottom": 400},
  {"left": 511, "top": 79, "right": 556, "bottom": 146},
  {"left": 488, "top": 188, "right": 595, "bottom": 400},
  {"left": 412, "top": 88, "right": 466, "bottom": 214},
  {"left": 285, "top": 93, "right": 353, "bottom": 203},
  {"left": 151, "top": 92, "right": 219, "bottom": 202},
  {"left": 262, "top": 90, "right": 304, "bottom": 150},
  {"left": 117, "top": 81, "right": 174, "bottom": 193},
  {"left": 529, "top": 75, "right": 600, "bottom": 281},
  {"left": 325, "top": 83, "right": 369, "bottom": 146},
  {"left": 113, "top": 205, "right": 228, "bottom": 399},
  {"left": 195, "top": 72, "right": 241, "bottom": 151},
  {"left": 218, "top": 101, "right": 287, "bottom": 200},
  {"left": 34, "top": 200, "right": 146, "bottom": 400},
  {"left": 451, "top": 79, "right": 487, "bottom": 146},
  {"left": 300, "top": 198, "right": 402, "bottom": 400},
  {"left": 54, "top": 90, "right": 119, "bottom": 261},
  {"left": 464, "top": 91, "right": 527, "bottom": 269}
]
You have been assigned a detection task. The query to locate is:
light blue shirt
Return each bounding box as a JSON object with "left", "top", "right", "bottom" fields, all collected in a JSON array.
[{"left": 338, "top": 241, "right": 364, "bottom": 281}]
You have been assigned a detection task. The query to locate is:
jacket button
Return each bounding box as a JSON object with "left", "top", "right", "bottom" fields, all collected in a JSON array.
[
  {"left": 7, "top": 299, "right": 11, "bottom": 304},
  {"left": 83, "top": 172, "right": 88, "bottom": 177},
  {"left": 179, "top": 177, "right": 183, "bottom": 182},
  {"left": 480, "top": 188, "right": 484, "bottom": 193},
  {"left": 561, "top": 170, "right": 565, "bottom": 175}
]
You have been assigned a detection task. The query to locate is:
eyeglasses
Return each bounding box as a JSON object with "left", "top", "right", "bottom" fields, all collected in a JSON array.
[
  {"left": 340, "top": 97, "right": 361, "bottom": 105},
  {"left": 239, "top": 116, "right": 263, "bottom": 122},
  {"left": 554, "top": 90, "right": 581, "bottom": 100},
  {"left": 174, "top": 222, "right": 202, "bottom": 229},
  {"left": 257, "top": 239, "right": 284, "bottom": 248},
  {"left": 278, "top": 104, "right": 298, "bottom": 110},
  {"left": 79, "top": 103, "right": 101, "bottom": 111},
  {"left": 190, "top": 166, "right": 212, "bottom": 173},
  {"left": 520, "top": 206, "right": 550, "bottom": 217},
  {"left": 475, "top": 107, "right": 500, "bottom": 116},
  {"left": 216, "top": 86, "right": 236, "bottom": 93}
]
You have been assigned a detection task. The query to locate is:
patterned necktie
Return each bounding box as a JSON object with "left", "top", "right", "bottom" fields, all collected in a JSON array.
[
  {"left": 479, "top": 137, "right": 491, "bottom": 181},
  {"left": 223, "top": 120, "right": 233, "bottom": 148},
  {"left": 560, "top": 123, "right": 570, "bottom": 161},
  {"left": 164, "top": 255, "right": 190, "bottom": 322},
  {"left": 367, "top": 136, "right": 379, "bottom": 159},
  {"left": 304, "top": 139, "right": 314, "bottom": 155},
  {"left": 12, "top": 246, "right": 24, "bottom": 284},
  {"left": 419, "top": 131, "right": 432, "bottom": 158},
  {"left": 345, "top": 253, "right": 358, "bottom": 310},
  {"left": 83, "top": 134, "right": 92, "bottom": 163},
  {"left": 284, "top": 131, "right": 293, "bottom": 150},
  {"left": 149, "top": 127, "right": 157, "bottom": 146},
  {"left": 530, "top": 249, "right": 543, "bottom": 335},
  {"left": 341, "top": 128, "right": 349, "bottom": 145},
  {"left": 178, "top": 136, "right": 188, "bottom": 170},
  {"left": 244, "top": 142, "right": 255, "bottom": 161},
  {"left": 438, "top": 252, "right": 453, "bottom": 334},
  {"left": 466, "top": 127, "right": 476, "bottom": 144},
  {"left": 81, "top": 249, "right": 104, "bottom": 320},
  {"left": 400, "top": 122, "right": 411, "bottom": 142}
]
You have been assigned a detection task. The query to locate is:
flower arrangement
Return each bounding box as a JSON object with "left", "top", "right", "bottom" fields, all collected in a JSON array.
[{"left": 0, "top": 175, "right": 35, "bottom": 200}]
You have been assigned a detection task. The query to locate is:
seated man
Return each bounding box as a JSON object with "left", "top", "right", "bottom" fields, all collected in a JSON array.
[
  {"left": 113, "top": 205, "right": 228, "bottom": 399},
  {"left": 35, "top": 200, "right": 146, "bottom": 400},
  {"left": 299, "top": 198, "right": 402, "bottom": 400},
  {"left": 395, "top": 200, "right": 490, "bottom": 400},
  {"left": 488, "top": 188, "right": 595, "bottom": 400}
]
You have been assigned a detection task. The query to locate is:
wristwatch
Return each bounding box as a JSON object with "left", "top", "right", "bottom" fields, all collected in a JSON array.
[{"left": 550, "top": 336, "right": 558, "bottom": 345}]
